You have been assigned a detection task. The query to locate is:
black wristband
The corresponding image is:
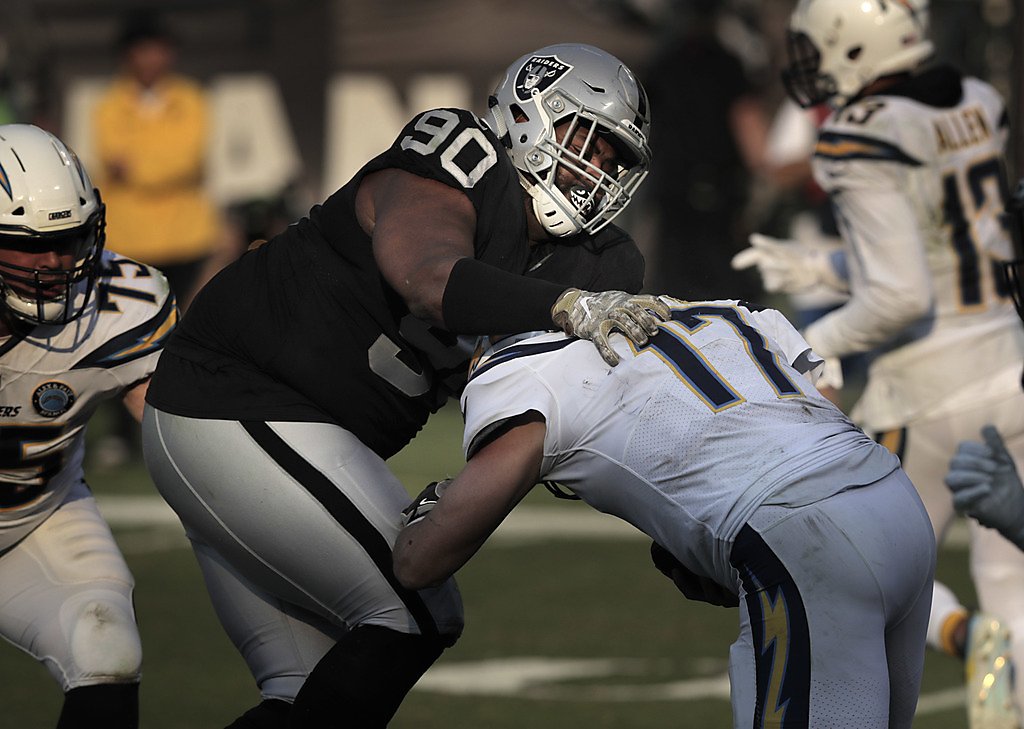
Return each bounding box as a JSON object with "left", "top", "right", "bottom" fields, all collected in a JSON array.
[{"left": 441, "top": 257, "right": 566, "bottom": 335}]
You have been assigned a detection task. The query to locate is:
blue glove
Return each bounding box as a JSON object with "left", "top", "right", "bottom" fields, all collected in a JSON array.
[
  {"left": 650, "top": 541, "right": 739, "bottom": 608},
  {"left": 946, "top": 425, "right": 1024, "bottom": 550}
]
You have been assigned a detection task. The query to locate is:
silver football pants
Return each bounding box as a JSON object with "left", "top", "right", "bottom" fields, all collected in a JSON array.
[{"left": 142, "top": 406, "right": 464, "bottom": 701}]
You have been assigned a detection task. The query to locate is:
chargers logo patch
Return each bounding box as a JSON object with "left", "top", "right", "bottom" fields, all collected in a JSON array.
[
  {"left": 33, "top": 381, "right": 76, "bottom": 418},
  {"left": 514, "top": 55, "right": 572, "bottom": 102}
]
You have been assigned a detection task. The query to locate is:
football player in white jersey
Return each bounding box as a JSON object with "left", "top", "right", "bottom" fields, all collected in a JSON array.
[
  {"left": 0, "top": 124, "right": 175, "bottom": 728},
  {"left": 393, "top": 298, "right": 935, "bottom": 728},
  {"left": 731, "top": 1, "right": 1024, "bottom": 724}
]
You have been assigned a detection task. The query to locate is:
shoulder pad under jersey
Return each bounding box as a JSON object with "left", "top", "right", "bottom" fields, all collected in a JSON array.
[
  {"left": 70, "top": 250, "right": 177, "bottom": 372},
  {"left": 812, "top": 97, "right": 929, "bottom": 191}
]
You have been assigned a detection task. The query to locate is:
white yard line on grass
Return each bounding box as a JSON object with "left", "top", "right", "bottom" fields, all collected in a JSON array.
[
  {"left": 96, "top": 495, "right": 971, "bottom": 550},
  {"left": 95, "top": 494, "right": 968, "bottom": 715},
  {"left": 414, "top": 657, "right": 965, "bottom": 715}
]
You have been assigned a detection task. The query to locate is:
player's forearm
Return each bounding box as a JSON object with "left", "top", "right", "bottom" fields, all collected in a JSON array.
[
  {"left": 121, "top": 379, "right": 151, "bottom": 424},
  {"left": 803, "top": 281, "right": 929, "bottom": 359},
  {"left": 393, "top": 518, "right": 488, "bottom": 590},
  {"left": 395, "top": 419, "right": 545, "bottom": 589},
  {"left": 441, "top": 257, "right": 565, "bottom": 334}
]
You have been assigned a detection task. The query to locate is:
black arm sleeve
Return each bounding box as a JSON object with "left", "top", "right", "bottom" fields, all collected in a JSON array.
[{"left": 440, "top": 257, "right": 566, "bottom": 335}]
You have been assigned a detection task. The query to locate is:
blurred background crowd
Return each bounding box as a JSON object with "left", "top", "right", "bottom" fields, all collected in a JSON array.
[
  {"left": 0, "top": 0, "right": 1019, "bottom": 457},
  {"left": 0, "top": 0, "right": 1017, "bottom": 292}
]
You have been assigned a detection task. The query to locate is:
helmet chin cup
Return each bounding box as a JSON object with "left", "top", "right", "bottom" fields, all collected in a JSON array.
[
  {"left": 529, "top": 184, "right": 583, "bottom": 238},
  {"left": 3, "top": 288, "right": 69, "bottom": 324}
]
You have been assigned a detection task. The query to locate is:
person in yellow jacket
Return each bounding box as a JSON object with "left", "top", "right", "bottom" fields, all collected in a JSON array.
[{"left": 93, "top": 12, "right": 227, "bottom": 310}]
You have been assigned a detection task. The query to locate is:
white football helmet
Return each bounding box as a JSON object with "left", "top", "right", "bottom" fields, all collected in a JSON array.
[
  {"left": 489, "top": 43, "right": 652, "bottom": 237},
  {"left": 782, "top": 0, "right": 934, "bottom": 108},
  {"left": 0, "top": 124, "right": 105, "bottom": 325}
]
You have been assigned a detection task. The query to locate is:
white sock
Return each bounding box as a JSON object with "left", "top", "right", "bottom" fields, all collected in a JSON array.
[{"left": 927, "top": 579, "right": 968, "bottom": 656}]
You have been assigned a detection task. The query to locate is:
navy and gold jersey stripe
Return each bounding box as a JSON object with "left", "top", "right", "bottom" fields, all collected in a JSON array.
[
  {"left": 72, "top": 294, "right": 178, "bottom": 370},
  {"left": 468, "top": 337, "right": 575, "bottom": 383},
  {"left": 815, "top": 131, "right": 923, "bottom": 166}
]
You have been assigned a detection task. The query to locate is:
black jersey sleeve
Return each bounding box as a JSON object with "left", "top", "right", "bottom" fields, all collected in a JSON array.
[{"left": 525, "top": 224, "right": 647, "bottom": 293}]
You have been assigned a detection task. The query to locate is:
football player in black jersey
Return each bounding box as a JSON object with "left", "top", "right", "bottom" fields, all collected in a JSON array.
[{"left": 142, "top": 44, "right": 664, "bottom": 728}]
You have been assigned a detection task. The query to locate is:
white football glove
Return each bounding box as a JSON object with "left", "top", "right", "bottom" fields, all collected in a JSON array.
[
  {"left": 401, "top": 479, "right": 452, "bottom": 527},
  {"left": 731, "top": 233, "right": 845, "bottom": 294},
  {"left": 551, "top": 288, "right": 671, "bottom": 366},
  {"left": 946, "top": 426, "right": 1024, "bottom": 550}
]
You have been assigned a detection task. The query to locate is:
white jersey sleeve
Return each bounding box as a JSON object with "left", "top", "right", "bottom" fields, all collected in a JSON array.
[
  {"left": 461, "top": 333, "right": 566, "bottom": 463},
  {"left": 0, "top": 250, "right": 176, "bottom": 548},
  {"left": 803, "top": 186, "right": 933, "bottom": 359}
]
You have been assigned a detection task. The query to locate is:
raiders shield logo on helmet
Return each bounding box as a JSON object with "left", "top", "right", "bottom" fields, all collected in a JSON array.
[{"left": 514, "top": 55, "right": 573, "bottom": 102}]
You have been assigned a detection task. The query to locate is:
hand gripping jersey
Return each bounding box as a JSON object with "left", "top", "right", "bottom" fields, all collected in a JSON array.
[
  {"left": 146, "top": 108, "right": 643, "bottom": 459},
  {"left": 461, "top": 300, "right": 901, "bottom": 588},
  {"left": 806, "top": 66, "right": 1024, "bottom": 430},
  {"left": 0, "top": 250, "right": 175, "bottom": 550}
]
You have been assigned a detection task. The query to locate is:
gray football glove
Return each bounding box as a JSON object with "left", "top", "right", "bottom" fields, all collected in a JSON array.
[
  {"left": 551, "top": 288, "right": 671, "bottom": 366},
  {"left": 946, "top": 425, "right": 1024, "bottom": 550},
  {"left": 401, "top": 479, "right": 452, "bottom": 527}
]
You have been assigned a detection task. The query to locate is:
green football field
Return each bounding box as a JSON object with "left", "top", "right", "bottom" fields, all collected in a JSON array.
[{"left": 0, "top": 404, "right": 975, "bottom": 728}]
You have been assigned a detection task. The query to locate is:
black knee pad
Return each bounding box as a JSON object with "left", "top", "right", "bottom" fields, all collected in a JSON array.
[
  {"left": 57, "top": 683, "right": 139, "bottom": 729},
  {"left": 288, "top": 626, "right": 452, "bottom": 728}
]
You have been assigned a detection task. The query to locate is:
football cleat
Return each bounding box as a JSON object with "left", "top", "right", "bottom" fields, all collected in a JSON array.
[{"left": 965, "top": 613, "right": 1021, "bottom": 729}]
